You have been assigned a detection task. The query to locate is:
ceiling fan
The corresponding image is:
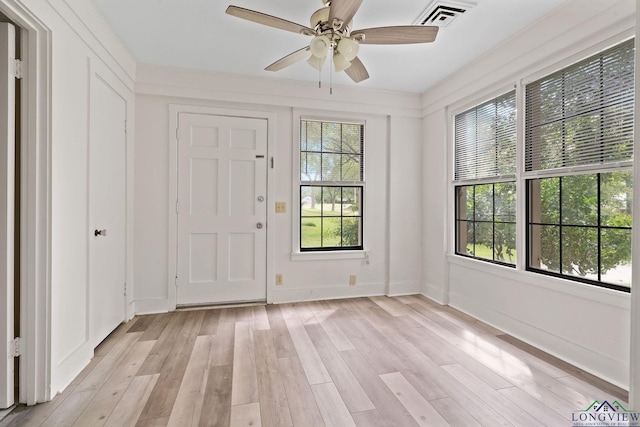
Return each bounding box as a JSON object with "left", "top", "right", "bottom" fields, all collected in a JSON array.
[{"left": 226, "top": 0, "right": 439, "bottom": 83}]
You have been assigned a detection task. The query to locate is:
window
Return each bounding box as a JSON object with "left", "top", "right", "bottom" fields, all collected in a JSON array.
[
  {"left": 299, "top": 119, "right": 364, "bottom": 251},
  {"left": 525, "top": 39, "right": 634, "bottom": 290},
  {"left": 454, "top": 91, "right": 517, "bottom": 265}
]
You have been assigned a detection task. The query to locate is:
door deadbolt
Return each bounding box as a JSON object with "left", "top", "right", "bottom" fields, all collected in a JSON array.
[
  {"left": 94, "top": 229, "right": 107, "bottom": 237},
  {"left": 257, "top": 196, "right": 265, "bottom": 202},
  {"left": 256, "top": 222, "right": 264, "bottom": 229}
]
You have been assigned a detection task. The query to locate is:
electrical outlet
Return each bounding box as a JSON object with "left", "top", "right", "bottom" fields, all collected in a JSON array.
[
  {"left": 275, "top": 202, "right": 287, "bottom": 213},
  {"left": 276, "top": 274, "right": 283, "bottom": 285},
  {"left": 349, "top": 275, "right": 356, "bottom": 286}
]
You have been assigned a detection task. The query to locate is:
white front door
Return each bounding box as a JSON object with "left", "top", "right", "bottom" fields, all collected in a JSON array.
[
  {"left": 177, "top": 113, "right": 267, "bottom": 305},
  {"left": 89, "top": 76, "right": 126, "bottom": 346},
  {"left": 0, "top": 21, "right": 16, "bottom": 410}
]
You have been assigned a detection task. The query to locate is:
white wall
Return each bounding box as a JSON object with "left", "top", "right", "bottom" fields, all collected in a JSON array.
[
  {"left": 133, "top": 65, "right": 424, "bottom": 313},
  {"left": 422, "top": 0, "right": 635, "bottom": 388},
  {"left": 8, "top": 0, "right": 136, "bottom": 396}
]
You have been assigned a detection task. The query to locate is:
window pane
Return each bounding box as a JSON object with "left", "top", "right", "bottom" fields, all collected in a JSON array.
[
  {"left": 342, "top": 187, "right": 361, "bottom": 216},
  {"left": 455, "top": 183, "right": 515, "bottom": 265},
  {"left": 301, "top": 217, "right": 322, "bottom": 248},
  {"left": 321, "top": 186, "right": 341, "bottom": 216},
  {"left": 321, "top": 122, "right": 342, "bottom": 153},
  {"left": 342, "top": 155, "right": 361, "bottom": 181},
  {"left": 341, "top": 217, "right": 361, "bottom": 246},
  {"left": 475, "top": 222, "right": 493, "bottom": 260},
  {"left": 561, "top": 226, "right": 598, "bottom": 278},
  {"left": 456, "top": 220, "right": 471, "bottom": 255},
  {"left": 462, "top": 221, "right": 475, "bottom": 256},
  {"left": 301, "top": 152, "right": 322, "bottom": 181},
  {"left": 561, "top": 174, "right": 598, "bottom": 226},
  {"left": 304, "top": 121, "right": 322, "bottom": 152},
  {"left": 601, "top": 228, "right": 632, "bottom": 287},
  {"left": 601, "top": 170, "right": 633, "bottom": 227},
  {"left": 530, "top": 224, "right": 560, "bottom": 273},
  {"left": 474, "top": 184, "right": 493, "bottom": 221},
  {"left": 539, "top": 178, "right": 559, "bottom": 224},
  {"left": 455, "top": 186, "right": 470, "bottom": 221},
  {"left": 341, "top": 124, "right": 362, "bottom": 154},
  {"left": 301, "top": 186, "right": 319, "bottom": 216},
  {"left": 495, "top": 182, "right": 516, "bottom": 222},
  {"left": 320, "top": 153, "right": 340, "bottom": 181},
  {"left": 322, "top": 217, "right": 342, "bottom": 247}
]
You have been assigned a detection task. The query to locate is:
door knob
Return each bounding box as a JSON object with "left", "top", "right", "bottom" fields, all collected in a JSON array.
[
  {"left": 256, "top": 222, "right": 264, "bottom": 229},
  {"left": 94, "top": 229, "right": 107, "bottom": 237}
]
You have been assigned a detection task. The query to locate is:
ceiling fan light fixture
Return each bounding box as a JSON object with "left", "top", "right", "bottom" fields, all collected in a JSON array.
[
  {"left": 310, "top": 35, "right": 331, "bottom": 58},
  {"left": 307, "top": 55, "right": 326, "bottom": 70},
  {"left": 333, "top": 52, "right": 352, "bottom": 72},
  {"left": 337, "top": 38, "right": 359, "bottom": 61}
]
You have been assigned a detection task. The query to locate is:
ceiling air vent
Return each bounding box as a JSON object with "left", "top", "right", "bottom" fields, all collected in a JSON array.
[{"left": 415, "top": 0, "right": 476, "bottom": 27}]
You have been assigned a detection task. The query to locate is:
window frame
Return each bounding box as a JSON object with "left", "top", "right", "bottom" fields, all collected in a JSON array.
[
  {"left": 452, "top": 88, "right": 518, "bottom": 267},
  {"left": 448, "top": 36, "right": 634, "bottom": 293},
  {"left": 292, "top": 112, "right": 368, "bottom": 259},
  {"left": 525, "top": 170, "right": 633, "bottom": 292},
  {"left": 522, "top": 39, "right": 634, "bottom": 292}
]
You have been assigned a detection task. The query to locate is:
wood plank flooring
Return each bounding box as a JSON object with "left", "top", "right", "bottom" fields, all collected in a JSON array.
[{"left": 0, "top": 296, "right": 628, "bottom": 427}]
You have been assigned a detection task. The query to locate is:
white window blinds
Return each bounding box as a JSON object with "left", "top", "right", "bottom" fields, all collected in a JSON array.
[
  {"left": 525, "top": 39, "right": 635, "bottom": 172},
  {"left": 454, "top": 90, "right": 517, "bottom": 182}
]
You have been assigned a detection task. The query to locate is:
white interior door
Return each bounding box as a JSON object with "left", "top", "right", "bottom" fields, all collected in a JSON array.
[
  {"left": 89, "top": 76, "right": 126, "bottom": 346},
  {"left": 177, "top": 113, "right": 267, "bottom": 305},
  {"left": 0, "top": 21, "right": 15, "bottom": 410}
]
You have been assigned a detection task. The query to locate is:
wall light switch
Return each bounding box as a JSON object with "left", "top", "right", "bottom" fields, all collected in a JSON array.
[
  {"left": 275, "top": 274, "right": 283, "bottom": 285},
  {"left": 275, "top": 202, "right": 287, "bottom": 213},
  {"left": 349, "top": 275, "right": 357, "bottom": 286}
]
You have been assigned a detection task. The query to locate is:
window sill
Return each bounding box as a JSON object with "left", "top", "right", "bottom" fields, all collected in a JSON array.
[{"left": 291, "top": 250, "right": 368, "bottom": 262}]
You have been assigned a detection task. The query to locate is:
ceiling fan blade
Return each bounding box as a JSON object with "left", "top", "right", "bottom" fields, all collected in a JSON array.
[
  {"left": 328, "top": 0, "right": 363, "bottom": 29},
  {"left": 344, "top": 56, "right": 369, "bottom": 83},
  {"left": 226, "top": 6, "right": 316, "bottom": 35},
  {"left": 352, "top": 26, "right": 439, "bottom": 44},
  {"left": 265, "top": 47, "right": 311, "bottom": 72}
]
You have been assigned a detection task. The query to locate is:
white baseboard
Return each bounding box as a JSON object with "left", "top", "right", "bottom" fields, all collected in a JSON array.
[
  {"left": 269, "top": 282, "right": 386, "bottom": 304},
  {"left": 134, "top": 298, "right": 171, "bottom": 315},
  {"left": 421, "top": 282, "right": 447, "bottom": 304},
  {"left": 387, "top": 281, "right": 421, "bottom": 296}
]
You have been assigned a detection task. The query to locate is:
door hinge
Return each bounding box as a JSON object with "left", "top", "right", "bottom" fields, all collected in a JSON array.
[
  {"left": 176, "top": 128, "right": 179, "bottom": 140},
  {"left": 9, "top": 337, "right": 21, "bottom": 358},
  {"left": 176, "top": 201, "right": 180, "bottom": 213},
  {"left": 125, "top": 119, "right": 128, "bottom": 134},
  {"left": 12, "top": 59, "right": 23, "bottom": 79},
  {"left": 124, "top": 282, "right": 127, "bottom": 296},
  {"left": 271, "top": 157, "right": 274, "bottom": 169}
]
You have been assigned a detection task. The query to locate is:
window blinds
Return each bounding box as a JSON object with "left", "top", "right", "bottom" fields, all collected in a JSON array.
[
  {"left": 454, "top": 91, "right": 517, "bottom": 182},
  {"left": 300, "top": 120, "right": 364, "bottom": 183},
  {"left": 525, "top": 39, "right": 635, "bottom": 172}
]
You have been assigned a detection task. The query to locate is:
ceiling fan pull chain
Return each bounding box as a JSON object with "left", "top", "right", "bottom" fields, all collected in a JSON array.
[{"left": 330, "top": 50, "right": 333, "bottom": 95}]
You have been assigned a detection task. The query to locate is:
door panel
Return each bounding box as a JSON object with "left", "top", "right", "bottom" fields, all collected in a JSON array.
[
  {"left": 89, "top": 75, "right": 126, "bottom": 346},
  {"left": 177, "top": 114, "right": 267, "bottom": 305},
  {"left": 0, "top": 21, "right": 15, "bottom": 410}
]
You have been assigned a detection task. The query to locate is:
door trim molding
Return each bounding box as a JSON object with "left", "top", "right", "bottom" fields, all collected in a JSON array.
[
  {"left": 167, "top": 104, "right": 276, "bottom": 311},
  {"left": 0, "top": 1, "right": 52, "bottom": 404}
]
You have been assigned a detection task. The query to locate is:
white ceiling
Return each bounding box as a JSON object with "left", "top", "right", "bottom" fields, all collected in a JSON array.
[{"left": 91, "top": 0, "right": 567, "bottom": 94}]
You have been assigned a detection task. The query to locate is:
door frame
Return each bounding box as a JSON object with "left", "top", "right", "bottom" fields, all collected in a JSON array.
[
  {"left": 0, "top": 1, "right": 51, "bottom": 405},
  {"left": 167, "top": 104, "right": 276, "bottom": 311}
]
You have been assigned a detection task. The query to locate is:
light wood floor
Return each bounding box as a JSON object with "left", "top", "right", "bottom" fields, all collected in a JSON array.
[{"left": 0, "top": 295, "right": 628, "bottom": 426}]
